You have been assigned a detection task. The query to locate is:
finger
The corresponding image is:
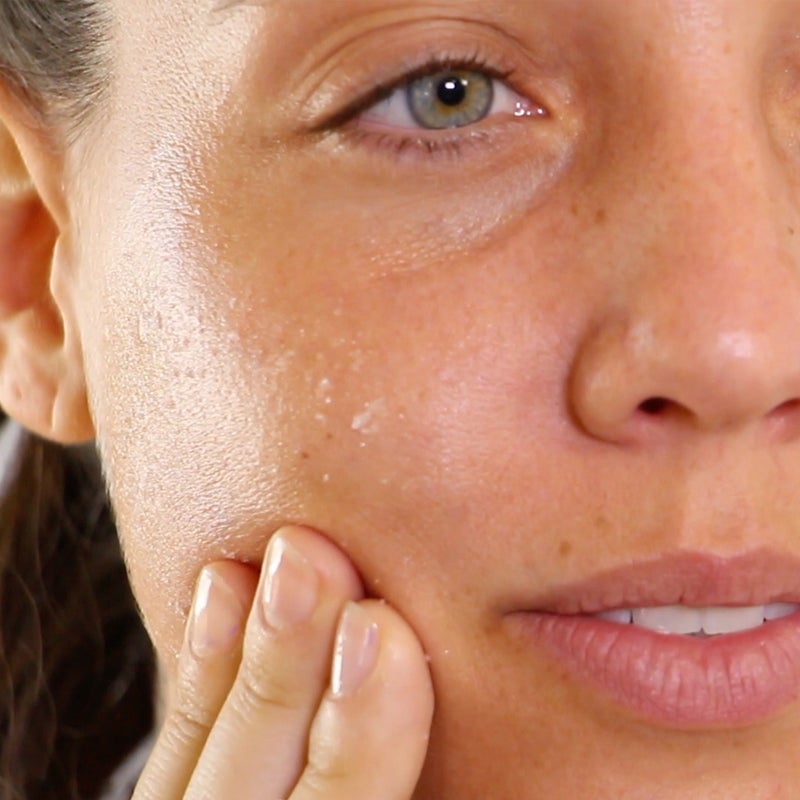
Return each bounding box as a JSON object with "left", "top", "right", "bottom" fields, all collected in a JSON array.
[
  {"left": 132, "top": 561, "right": 258, "bottom": 800},
  {"left": 184, "top": 525, "right": 363, "bottom": 799},
  {"left": 293, "top": 600, "right": 434, "bottom": 800}
]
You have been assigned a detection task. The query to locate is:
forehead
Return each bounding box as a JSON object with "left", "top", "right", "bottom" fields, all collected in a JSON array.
[
  {"left": 113, "top": 0, "right": 776, "bottom": 77},
  {"left": 108, "top": 0, "right": 775, "bottom": 116}
]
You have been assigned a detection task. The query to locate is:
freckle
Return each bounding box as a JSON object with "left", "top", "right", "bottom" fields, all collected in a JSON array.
[
  {"left": 723, "top": 41, "right": 732, "bottom": 55},
  {"left": 559, "top": 540, "right": 573, "bottom": 558},
  {"left": 789, "top": 227, "right": 796, "bottom": 236},
  {"left": 594, "top": 208, "right": 607, "bottom": 225},
  {"left": 644, "top": 41, "right": 654, "bottom": 55},
  {"left": 595, "top": 515, "right": 611, "bottom": 532},
  {"left": 300, "top": 451, "right": 310, "bottom": 460},
  {"left": 570, "top": 203, "right": 579, "bottom": 217},
  {"left": 326, "top": 432, "right": 334, "bottom": 440}
]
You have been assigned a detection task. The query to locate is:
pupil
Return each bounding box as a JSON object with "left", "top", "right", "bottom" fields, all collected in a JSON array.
[{"left": 437, "top": 76, "right": 467, "bottom": 107}]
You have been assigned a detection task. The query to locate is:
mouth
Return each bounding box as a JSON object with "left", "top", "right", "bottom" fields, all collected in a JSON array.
[{"left": 504, "top": 550, "right": 800, "bottom": 728}]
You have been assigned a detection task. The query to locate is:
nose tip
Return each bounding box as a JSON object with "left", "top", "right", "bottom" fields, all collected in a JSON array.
[
  {"left": 567, "top": 91, "right": 800, "bottom": 448},
  {"left": 570, "top": 314, "right": 800, "bottom": 445}
]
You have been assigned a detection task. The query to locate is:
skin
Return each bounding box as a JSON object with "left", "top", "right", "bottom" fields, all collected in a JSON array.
[{"left": 4, "top": 0, "right": 800, "bottom": 797}]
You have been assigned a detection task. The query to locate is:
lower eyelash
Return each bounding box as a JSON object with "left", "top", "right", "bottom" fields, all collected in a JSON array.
[{"left": 340, "top": 125, "right": 497, "bottom": 163}]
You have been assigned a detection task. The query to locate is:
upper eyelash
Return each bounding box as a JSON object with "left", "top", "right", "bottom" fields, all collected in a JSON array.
[{"left": 311, "top": 51, "right": 517, "bottom": 133}]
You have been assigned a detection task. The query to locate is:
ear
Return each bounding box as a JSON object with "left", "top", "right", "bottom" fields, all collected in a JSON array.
[{"left": 0, "top": 85, "right": 93, "bottom": 443}]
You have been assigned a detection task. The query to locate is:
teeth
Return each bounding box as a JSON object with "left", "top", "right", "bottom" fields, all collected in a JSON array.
[
  {"left": 633, "top": 605, "right": 703, "bottom": 635},
  {"left": 595, "top": 608, "right": 633, "bottom": 625},
  {"left": 702, "top": 606, "right": 765, "bottom": 635},
  {"left": 593, "top": 603, "right": 799, "bottom": 635},
  {"left": 764, "top": 602, "right": 798, "bottom": 621}
]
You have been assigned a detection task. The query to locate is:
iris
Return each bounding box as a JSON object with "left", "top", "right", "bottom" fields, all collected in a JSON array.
[{"left": 407, "top": 69, "right": 494, "bottom": 129}]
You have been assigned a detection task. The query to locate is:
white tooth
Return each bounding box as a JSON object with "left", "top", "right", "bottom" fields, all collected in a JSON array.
[
  {"left": 632, "top": 605, "right": 703, "bottom": 635},
  {"left": 701, "top": 606, "right": 764, "bottom": 635},
  {"left": 764, "top": 603, "right": 799, "bottom": 621},
  {"left": 595, "top": 609, "right": 633, "bottom": 624}
]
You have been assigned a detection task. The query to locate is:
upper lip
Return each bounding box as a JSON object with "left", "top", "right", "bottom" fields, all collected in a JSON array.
[{"left": 508, "top": 549, "right": 800, "bottom": 615}]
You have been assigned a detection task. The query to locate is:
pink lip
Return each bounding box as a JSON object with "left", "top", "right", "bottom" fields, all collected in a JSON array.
[{"left": 504, "top": 550, "right": 800, "bottom": 727}]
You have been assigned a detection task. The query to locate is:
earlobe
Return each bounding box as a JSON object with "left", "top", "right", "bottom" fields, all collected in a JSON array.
[{"left": 0, "top": 87, "right": 93, "bottom": 444}]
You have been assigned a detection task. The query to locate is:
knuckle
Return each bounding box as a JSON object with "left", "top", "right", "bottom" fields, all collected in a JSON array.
[
  {"left": 172, "top": 662, "right": 220, "bottom": 723},
  {"left": 303, "top": 723, "right": 353, "bottom": 791},
  {"left": 234, "top": 654, "right": 307, "bottom": 714},
  {"left": 163, "top": 703, "right": 212, "bottom": 751},
  {"left": 301, "top": 760, "right": 351, "bottom": 797}
]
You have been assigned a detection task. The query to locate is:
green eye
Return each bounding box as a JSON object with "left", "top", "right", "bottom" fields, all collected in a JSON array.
[{"left": 406, "top": 69, "right": 494, "bottom": 130}]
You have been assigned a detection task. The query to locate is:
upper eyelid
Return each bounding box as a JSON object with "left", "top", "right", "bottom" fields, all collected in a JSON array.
[
  {"left": 289, "top": 15, "right": 578, "bottom": 139},
  {"left": 296, "top": 20, "right": 543, "bottom": 127},
  {"left": 311, "top": 56, "right": 523, "bottom": 133},
  {"left": 287, "top": 11, "right": 581, "bottom": 137}
]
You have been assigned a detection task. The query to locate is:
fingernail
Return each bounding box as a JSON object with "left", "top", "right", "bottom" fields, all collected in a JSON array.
[
  {"left": 262, "top": 536, "right": 319, "bottom": 630},
  {"left": 187, "top": 567, "right": 244, "bottom": 659},
  {"left": 331, "top": 603, "right": 379, "bottom": 698}
]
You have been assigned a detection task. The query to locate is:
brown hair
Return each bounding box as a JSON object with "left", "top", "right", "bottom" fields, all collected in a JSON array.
[
  {"left": 0, "top": 0, "right": 110, "bottom": 131},
  {"left": 0, "top": 3, "right": 155, "bottom": 797},
  {"left": 0, "top": 422, "right": 154, "bottom": 799}
]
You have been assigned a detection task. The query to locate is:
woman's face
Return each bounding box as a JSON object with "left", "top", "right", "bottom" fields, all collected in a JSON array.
[{"left": 66, "top": 0, "right": 800, "bottom": 796}]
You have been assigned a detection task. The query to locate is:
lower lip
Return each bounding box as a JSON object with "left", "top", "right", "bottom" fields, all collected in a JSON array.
[{"left": 509, "top": 611, "right": 800, "bottom": 727}]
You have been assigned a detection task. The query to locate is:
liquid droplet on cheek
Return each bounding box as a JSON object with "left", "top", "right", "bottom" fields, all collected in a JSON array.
[{"left": 351, "top": 399, "right": 387, "bottom": 435}]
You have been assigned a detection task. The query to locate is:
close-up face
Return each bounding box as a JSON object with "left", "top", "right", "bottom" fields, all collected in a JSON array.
[{"left": 54, "top": 0, "right": 800, "bottom": 797}]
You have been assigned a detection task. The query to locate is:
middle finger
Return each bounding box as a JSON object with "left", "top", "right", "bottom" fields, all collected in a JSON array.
[{"left": 183, "top": 526, "right": 363, "bottom": 799}]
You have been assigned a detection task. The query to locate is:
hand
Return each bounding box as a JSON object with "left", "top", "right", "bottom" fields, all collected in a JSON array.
[{"left": 132, "top": 525, "right": 434, "bottom": 800}]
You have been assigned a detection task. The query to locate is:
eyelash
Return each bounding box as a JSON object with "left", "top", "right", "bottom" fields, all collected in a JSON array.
[{"left": 317, "top": 51, "right": 543, "bottom": 162}]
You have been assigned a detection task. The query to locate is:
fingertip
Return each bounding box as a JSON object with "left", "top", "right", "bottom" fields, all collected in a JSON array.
[
  {"left": 297, "top": 599, "right": 434, "bottom": 800},
  {"left": 269, "top": 525, "right": 365, "bottom": 602},
  {"left": 331, "top": 602, "right": 380, "bottom": 698},
  {"left": 183, "top": 561, "right": 258, "bottom": 661},
  {"left": 204, "top": 560, "right": 261, "bottom": 604},
  {"left": 360, "top": 599, "right": 435, "bottom": 720}
]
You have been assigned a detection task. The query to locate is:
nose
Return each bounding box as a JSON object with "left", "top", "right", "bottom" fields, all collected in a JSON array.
[{"left": 570, "top": 104, "right": 800, "bottom": 446}]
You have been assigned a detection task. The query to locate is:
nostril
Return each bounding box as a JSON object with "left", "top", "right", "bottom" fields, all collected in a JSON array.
[
  {"left": 766, "top": 397, "right": 800, "bottom": 429},
  {"left": 764, "top": 398, "right": 800, "bottom": 443},
  {"left": 639, "top": 397, "right": 670, "bottom": 416},
  {"left": 770, "top": 398, "right": 800, "bottom": 417}
]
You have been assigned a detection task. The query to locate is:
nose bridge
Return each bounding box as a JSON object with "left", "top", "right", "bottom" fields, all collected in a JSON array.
[
  {"left": 571, "top": 61, "right": 800, "bottom": 441},
  {"left": 645, "top": 48, "right": 779, "bottom": 254},
  {"left": 637, "top": 112, "right": 792, "bottom": 356}
]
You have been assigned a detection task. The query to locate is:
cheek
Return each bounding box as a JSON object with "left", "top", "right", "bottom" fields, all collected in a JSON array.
[
  {"left": 73, "top": 113, "right": 587, "bottom": 673},
  {"left": 94, "top": 264, "right": 572, "bottom": 670}
]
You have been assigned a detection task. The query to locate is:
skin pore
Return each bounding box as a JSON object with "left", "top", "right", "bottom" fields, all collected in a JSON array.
[{"left": 5, "top": 0, "right": 800, "bottom": 797}]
